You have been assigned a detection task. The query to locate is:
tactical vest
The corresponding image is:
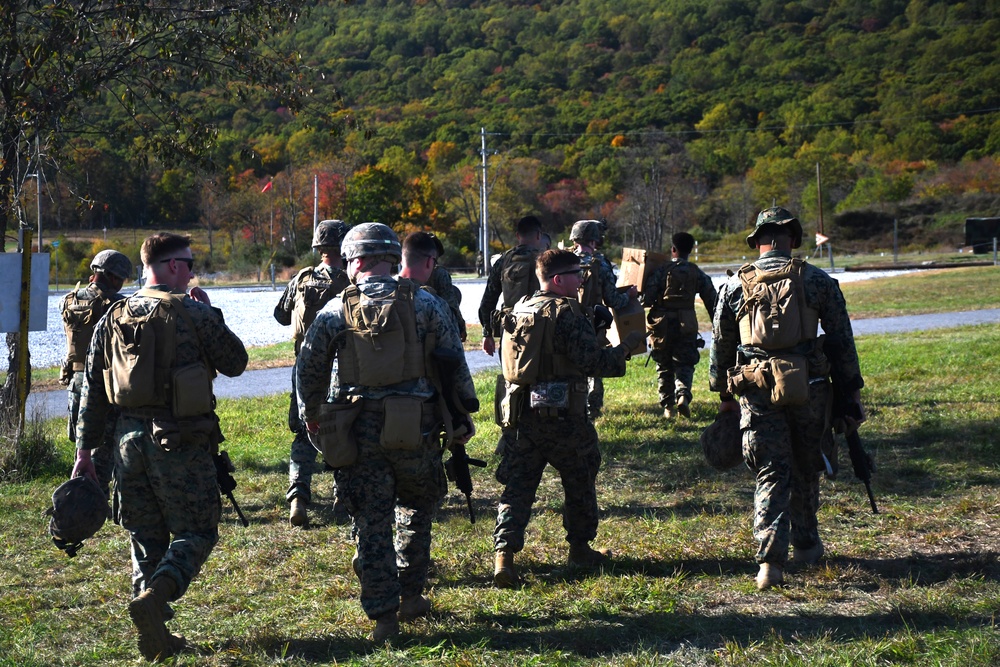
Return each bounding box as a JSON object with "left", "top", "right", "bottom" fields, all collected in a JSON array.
[
  {"left": 661, "top": 261, "right": 700, "bottom": 311},
  {"left": 292, "top": 266, "right": 350, "bottom": 353},
  {"left": 501, "top": 294, "right": 581, "bottom": 386},
  {"left": 337, "top": 279, "right": 426, "bottom": 387},
  {"left": 736, "top": 258, "right": 819, "bottom": 351},
  {"left": 61, "top": 284, "right": 112, "bottom": 372},
  {"left": 576, "top": 253, "right": 602, "bottom": 309},
  {"left": 500, "top": 247, "right": 540, "bottom": 309},
  {"left": 102, "top": 289, "right": 215, "bottom": 417}
]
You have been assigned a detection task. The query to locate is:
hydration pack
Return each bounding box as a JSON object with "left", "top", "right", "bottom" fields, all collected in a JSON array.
[
  {"left": 500, "top": 247, "right": 540, "bottom": 308},
  {"left": 292, "top": 266, "right": 350, "bottom": 352},
  {"left": 61, "top": 284, "right": 111, "bottom": 372},
  {"left": 500, "top": 294, "right": 580, "bottom": 386}
]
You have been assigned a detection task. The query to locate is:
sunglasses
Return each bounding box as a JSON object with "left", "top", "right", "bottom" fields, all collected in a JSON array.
[
  {"left": 553, "top": 268, "right": 582, "bottom": 277},
  {"left": 160, "top": 257, "right": 194, "bottom": 270}
]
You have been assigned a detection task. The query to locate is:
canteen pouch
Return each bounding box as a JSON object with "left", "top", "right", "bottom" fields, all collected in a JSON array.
[
  {"left": 171, "top": 362, "right": 214, "bottom": 418},
  {"left": 380, "top": 395, "right": 425, "bottom": 450},
  {"left": 498, "top": 383, "right": 525, "bottom": 429},
  {"left": 678, "top": 309, "right": 699, "bottom": 334},
  {"left": 727, "top": 355, "right": 808, "bottom": 407},
  {"left": 150, "top": 419, "right": 182, "bottom": 452},
  {"left": 309, "top": 400, "right": 364, "bottom": 468},
  {"left": 493, "top": 374, "right": 507, "bottom": 427}
]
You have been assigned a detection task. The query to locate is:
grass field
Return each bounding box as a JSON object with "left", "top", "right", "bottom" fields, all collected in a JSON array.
[{"left": 2, "top": 306, "right": 1000, "bottom": 664}]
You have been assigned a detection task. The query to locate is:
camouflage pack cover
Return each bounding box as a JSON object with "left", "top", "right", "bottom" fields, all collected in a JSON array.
[
  {"left": 46, "top": 476, "right": 110, "bottom": 557},
  {"left": 700, "top": 409, "right": 742, "bottom": 471}
]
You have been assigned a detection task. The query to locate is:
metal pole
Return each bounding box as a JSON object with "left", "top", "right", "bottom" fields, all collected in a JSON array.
[
  {"left": 36, "top": 135, "right": 42, "bottom": 251},
  {"left": 893, "top": 219, "right": 899, "bottom": 264},
  {"left": 480, "top": 127, "right": 489, "bottom": 277},
  {"left": 313, "top": 174, "right": 319, "bottom": 241},
  {"left": 815, "top": 162, "right": 824, "bottom": 260},
  {"left": 994, "top": 237, "right": 997, "bottom": 266},
  {"left": 17, "top": 227, "right": 33, "bottom": 432}
]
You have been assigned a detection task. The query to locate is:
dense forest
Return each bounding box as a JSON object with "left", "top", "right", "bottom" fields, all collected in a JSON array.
[{"left": 20, "top": 0, "right": 1000, "bottom": 276}]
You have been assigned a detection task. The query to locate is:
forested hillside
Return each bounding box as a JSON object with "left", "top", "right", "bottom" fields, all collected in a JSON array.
[{"left": 28, "top": 0, "right": 1000, "bottom": 275}]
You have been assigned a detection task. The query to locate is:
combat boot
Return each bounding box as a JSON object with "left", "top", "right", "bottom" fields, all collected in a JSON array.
[
  {"left": 398, "top": 594, "right": 431, "bottom": 621},
  {"left": 372, "top": 611, "right": 400, "bottom": 643},
  {"left": 289, "top": 497, "right": 308, "bottom": 527},
  {"left": 663, "top": 406, "right": 675, "bottom": 419},
  {"left": 493, "top": 549, "right": 520, "bottom": 589},
  {"left": 676, "top": 395, "right": 691, "bottom": 419},
  {"left": 351, "top": 549, "right": 362, "bottom": 580},
  {"left": 791, "top": 540, "right": 825, "bottom": 565},
  {"left": 567, "top": 542, "right": 612, "bottom": 566},
  {"left": 128, "top": 576, "right": 179, "bottom": 661},
  {"left": 756, "top": 563, "right": 784, "bottom": 590}
]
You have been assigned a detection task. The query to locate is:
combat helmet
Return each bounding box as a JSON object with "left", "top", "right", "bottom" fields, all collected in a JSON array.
[
  {"left": 700, "top": 409, "right": 742, "bottom": 471},
  {"left": 746, "top": 207, "right": 803, "bottom": 249},
  {"left": 570, "top": 219, "right": 604, "bottom": 245},
  {"left": 312, "top": 219, "right": 350, "bottom": 250},
  {"left": 90, "top": 249, "right": 133, "bottom": 281},
  {"left": 341, "top": 222, "right": 401, "bottom": 262},
  {"left": 46, "top": 476, "right": 110, "bottom": 557}
]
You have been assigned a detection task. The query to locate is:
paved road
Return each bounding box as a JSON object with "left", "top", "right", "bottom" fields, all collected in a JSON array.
[{"left": 25, "top": 307, "right": 1000, "bottom": 421}]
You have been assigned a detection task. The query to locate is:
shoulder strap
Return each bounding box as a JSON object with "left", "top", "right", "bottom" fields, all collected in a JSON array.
[{"left": 137, "top": 289, "right": 212, "bottom": 371}]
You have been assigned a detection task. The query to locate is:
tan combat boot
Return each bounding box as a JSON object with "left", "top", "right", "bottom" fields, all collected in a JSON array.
[
  {"left": 756, "top": 563, "right": 784, "bottom": 590},
  {"left": 351, "top": 548, "right": 362, "bottom": 580},
  {"left": 567, "top": 542, "right": 612, "bottom": 566},
  {"left": 398, "top": 594, "right": 432, "bottom": 621},
  {"left": 676, "top": 395, "right": 691, "bottom": 419},
  {"left": 372, "top": 611, "right": 400, "bottom": 643},
  {"left": 289, "top": 497, "right": 308, "bottom": 527},
  {"left": 663, "top": 406, "right": 675, "bottom": 419},
  {"left": 129, "top": 577, "right": 182, "bottom": 661},
  {"left": 493, "top": 550, "right": 519, "bottom": 589}
]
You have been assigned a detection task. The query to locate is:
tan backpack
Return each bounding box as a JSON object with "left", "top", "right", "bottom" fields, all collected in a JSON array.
[
  {"left": 500, "top": 294, "right": 578, "bottom": 385},
  {"left": 500, "top": 248, "right": 540, "bottom": 308},
  {"left": 61, "top": 284, "right": 111, "bottom": 372},
  {"left": 736, "top": 258, "right": 818, "bottom": 350}
]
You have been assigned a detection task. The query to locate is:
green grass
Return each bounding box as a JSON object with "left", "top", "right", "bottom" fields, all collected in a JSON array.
[
  {"left": 3, "top": 320, "right": 1000, "bottom": 665},
  {"left": 840, "top": 265, "right": 1000, "bottom": 319}
]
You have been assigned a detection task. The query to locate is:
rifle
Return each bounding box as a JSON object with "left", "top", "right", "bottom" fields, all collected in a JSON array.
[
  {"left": 430, "top": 347, "right": 486, "bottom": 523},
  {"left": 826, "top": 339, "right": 878, "bottom": 514},
  {"left": 213, "top": 451, "right": 250, "bottom": 527}
]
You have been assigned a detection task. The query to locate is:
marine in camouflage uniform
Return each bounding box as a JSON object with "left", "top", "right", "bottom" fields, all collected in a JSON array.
[
  {"left": 73, "top": 233, "right": 247, "bottom": 661},
  {"left": 709, "top": 208, "right": 864, "bottom": 590},
  {"left": 641, "top": 232, "right": 717, "bottom": 419},
  {"left": 60, "top": 249, "right": 132, "bottom": 496},
  {"left": 297, "top": 223, "right": 476, "bottom": 642},
  {"left": 403, "top": 231, "right": 467, "bottom": 340},
  {"left": 273, "top": 220, "right": 351, "bottom": 526},
  {"left": 570, "top": 220, "right": 637, "bottom": 419},
  {"left": 492, "top": 249, "right": 641, "bottom": 588}
]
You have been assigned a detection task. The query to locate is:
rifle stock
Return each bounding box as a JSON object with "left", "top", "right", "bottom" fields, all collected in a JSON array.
[{"left": 825, "top": 339, "right": 877, "bottom": 515}]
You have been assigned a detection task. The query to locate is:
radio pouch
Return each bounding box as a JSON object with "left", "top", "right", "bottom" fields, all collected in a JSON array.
[{"left": 380, "top": 395, "right": 425, "bottom": 450}]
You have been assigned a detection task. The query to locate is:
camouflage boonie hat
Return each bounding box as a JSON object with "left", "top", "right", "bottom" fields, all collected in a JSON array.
[
  {"left": 746, "top": 207, "right": 803, "bottom": 249},
  {"left": 570, "top": 219, "right": 603, "bottom": 244},
  {"left": 341, "top": 222, "right": 402, "bottom": 262},
  {"left": 46, "top": 476, "right": 110, "bottom": 557},
  {"left": 312, "top": 220, "right": 349, "bottom": 250},
  {"left": 700, "top": 409, "right": 742, "bottom": 471},
  {"left": 90, "top": 249, "right": 133, "bottom": 280}
]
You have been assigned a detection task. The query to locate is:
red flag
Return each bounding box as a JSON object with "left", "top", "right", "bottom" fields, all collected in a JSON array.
[{"left": 261, "top": 180, "right": 273, "bottom": 193}]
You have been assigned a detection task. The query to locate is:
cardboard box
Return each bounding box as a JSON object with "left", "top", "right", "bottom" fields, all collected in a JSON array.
[
  {"left": 606, "top": 293, "right": 648, "bottom": 356},
  {"left": 617, "top": 247, "right": 668, "bottom": 293}
]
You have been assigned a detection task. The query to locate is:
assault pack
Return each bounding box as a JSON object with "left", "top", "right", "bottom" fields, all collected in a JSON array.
[
  {"left": 102, "top": 289, "right": 215, "bottom": 418},
  {"left": 575, "top": 253, "right": 602, "bottom": 308},
  {"left": 499, "top": 247, "right": 540, "bottom": 308},
  {"left": 337, "top": 279, "right": 425, "bottom": 387},
  {"left": 291, "top": 266, "right": 350, "bottom": 352},
  {"left": 500, "top": 294, "right": 580, "bottom": 386},
  {"left": 61, "top": 284, "right": 113, "bottom": 381},
  {"left": 647, "top": 262, "right": 702, "bottom": 344},
  {"left": 736, "top": 258, "right": 817, "bottom": 350},
  {"left": 661, "top": 261, "right": 700, "bottom": 310}
]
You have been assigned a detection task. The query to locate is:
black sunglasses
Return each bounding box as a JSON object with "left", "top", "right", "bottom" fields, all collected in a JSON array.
[
  {"left": 553, "top": 268, "right": 582, "bottom": 276},
  {"left": 160, "top": 257, "right": 194, "bottom": 270}
]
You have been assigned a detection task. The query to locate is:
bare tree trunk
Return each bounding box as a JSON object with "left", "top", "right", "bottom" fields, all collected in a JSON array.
[{"left": 0, "top": 333, "right": 29, "bottom": 431}]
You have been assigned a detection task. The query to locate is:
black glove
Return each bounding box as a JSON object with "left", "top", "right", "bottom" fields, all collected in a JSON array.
[{"left": 593, "top": 305, "right": 614, "bottom": 329}]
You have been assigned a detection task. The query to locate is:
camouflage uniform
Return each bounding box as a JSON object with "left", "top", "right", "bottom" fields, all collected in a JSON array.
[
  {"left": 641, "top": 259, "right": 717, "bottom": 410},
  {"left": 273, "top": 263, "right": 351, "bottom": 506},
  {"left": 574, "top": 249, "right": 630, "bottom": 417},
  {"left": 297, "top": 275, "right": 475, "bottom": 621},
  {"left": 427, "top": 264, "right": 466, "bottom": 341},
  {"left": 61, "top": 280, "right": 126, "bottom": 495},
  {"left": 709, "top": 250, "right": 863, "bottom": 566},
  {"left": 76, "top": 285, "right": 247, "bottom": 600},
  {"left": 493, "top": 290, "right": 628, "bottom": 555}
]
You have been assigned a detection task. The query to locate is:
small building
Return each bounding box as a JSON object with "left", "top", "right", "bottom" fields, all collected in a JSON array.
[{"left": 964, "top": 217, "right": 1000, "bottom": 254}]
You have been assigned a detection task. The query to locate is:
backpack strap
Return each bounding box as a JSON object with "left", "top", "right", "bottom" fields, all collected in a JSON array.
[{"left": 136, "top": 288, "right": 214, "bottom": 375}]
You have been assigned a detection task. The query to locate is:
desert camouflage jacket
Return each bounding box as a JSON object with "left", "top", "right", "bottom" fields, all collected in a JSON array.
[{"left": 709, "top": 250, "right": 864, "bottom": 394}]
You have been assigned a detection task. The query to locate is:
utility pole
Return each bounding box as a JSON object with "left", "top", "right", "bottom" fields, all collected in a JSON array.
[
  {"left": 479, "top": 127, "right": 490, "bottom": 278},
  {"left": 313, "top": 174, "right": 319, "bottom": 241},
  {"left": 815, "top": 162, "right": 823, "bottom": 261}
]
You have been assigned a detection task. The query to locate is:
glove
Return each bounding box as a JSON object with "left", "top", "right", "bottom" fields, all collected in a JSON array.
[
  {"left": 593, "top": 305, "right": 613, "bottom": 329},
  {"left": 622, "top": 330, "right": 646, "bottom": 350}
]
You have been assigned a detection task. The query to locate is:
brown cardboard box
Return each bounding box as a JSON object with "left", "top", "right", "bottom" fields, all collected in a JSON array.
[
  {"left": 606, "top": 292, "right": 648, "bottom": 356},
  {"left": 617, "top": 247, "right": 668, "bottom": 292}
]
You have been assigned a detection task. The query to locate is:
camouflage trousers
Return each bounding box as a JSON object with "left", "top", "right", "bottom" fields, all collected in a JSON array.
[
  {"left": 587, "top": 377, "right": 604, "bottom": 415},
  {"left": 68, "top": 372, "right": 116, "bottom": 497},
  {"left": 740, "top": 379, "right": 830, "bottom": 566},
  {"left": 334, "top": 407, "right": 447, "bottom": 620},
  {"left": 493, "top": 411, "right": 602, "bottom": 553},
  {"left": 114, "top": 415, "right": 221, "bottom": 600},
  {"left": 649, "top": 335, "right": 702, "bottom": 408},
  {"left": 286, "top": 375, "right": 337, "bottom": 505}
]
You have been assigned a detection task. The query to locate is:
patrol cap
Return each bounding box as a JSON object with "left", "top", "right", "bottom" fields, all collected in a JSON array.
[
  {"left": 700, "top": 409, "right": 742, "bottom": 471},
  {"left": 312, "top": 219, "right": 349, "bottom": 250},
  {"left": 570, "top": 219, "right": 603, "bottom": 244},
  {"left": 341, "top": 222, "right": 402, "bottom": 262},
  {"left": 46, "top": 476, "right": 110, "bottom": 557},
  {"left": 746, "top": 207, "right": 803, "bottom": 249},
  {"left": 90, "top": 249, "right": 133, "bottom": 280}
]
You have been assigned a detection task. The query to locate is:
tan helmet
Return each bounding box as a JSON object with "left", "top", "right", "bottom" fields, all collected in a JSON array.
[
  {"left": 312, "top": 219, "right": 349, "bottom": 250},
  {"left": 341, "top": 222, "right": 401, "bottom": 262},
  {"left": 746, "top": 207, "right": 803, "bottom": 249},
  {"left": 570, "top": 219, "right": 603, "bottom": 245},
  {"left": 90, "top": 249, "right": 133, "bottom": 281},
  {"left": 46, "top": 476, "right": 110, "bottom": 557},
  {"left": 700, "top": 409, "right": 743, "bottom": 471}
]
